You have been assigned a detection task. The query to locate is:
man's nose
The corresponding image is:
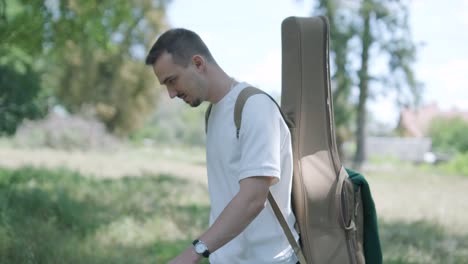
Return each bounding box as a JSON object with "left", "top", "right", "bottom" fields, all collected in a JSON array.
[{"left": 167, "top": 87, "right": 177, "bottom": 99}]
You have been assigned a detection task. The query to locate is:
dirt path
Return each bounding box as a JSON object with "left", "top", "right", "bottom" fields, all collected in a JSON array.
[{"left": 0, "top": 146, "right": 208, "bottom": 185}]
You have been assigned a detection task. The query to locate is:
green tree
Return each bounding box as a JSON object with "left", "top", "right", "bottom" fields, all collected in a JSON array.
[
  {"left": 44, "top": 0, "right": 170, "bottom": 135},
  {"left": 0, "top": 64, "right": 47, "bottom": 135},
  {"left": 0, "top": 0, "right": 50, "bottom": 135},
  {"left": 1, "top": 0, "right": 170, "bottom": 137},
  {"left": 314, "top": 0, "right": 421, "bottom": 167}
]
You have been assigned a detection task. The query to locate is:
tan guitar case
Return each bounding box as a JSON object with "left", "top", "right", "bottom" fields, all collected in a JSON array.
[{"left": 281, "top": 16, "right": 365, "bottom": 264}]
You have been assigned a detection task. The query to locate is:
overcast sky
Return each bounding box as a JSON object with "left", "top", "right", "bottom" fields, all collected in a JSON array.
[{"left": 165, "top": 0, "right": 468, "bottom": 126}]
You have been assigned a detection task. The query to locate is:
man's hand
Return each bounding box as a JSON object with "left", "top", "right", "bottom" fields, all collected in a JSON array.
[{"left": 167, "top": 246, "right": 202, "bottom": 264}]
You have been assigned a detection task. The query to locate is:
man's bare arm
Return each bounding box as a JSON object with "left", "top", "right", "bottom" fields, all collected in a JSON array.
[
  {"left": 199, "top": 176, "right": 275, "bottom": 253},
  {"left": 167, "top": 176, "right": 275, "bottom": 264}
]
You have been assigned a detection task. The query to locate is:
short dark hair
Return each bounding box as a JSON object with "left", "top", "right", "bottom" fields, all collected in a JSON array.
[{"left": 145, "top": 28, "right": 215, "bottom": 67}]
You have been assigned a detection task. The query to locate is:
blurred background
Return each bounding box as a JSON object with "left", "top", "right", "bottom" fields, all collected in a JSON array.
[{"left": 1, "top": 0, "right": 467, "bottom": 263}]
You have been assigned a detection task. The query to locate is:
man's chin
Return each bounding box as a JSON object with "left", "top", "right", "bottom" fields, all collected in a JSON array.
[{"left": 189, "top": 99, "right": 202, "bottom": 107}]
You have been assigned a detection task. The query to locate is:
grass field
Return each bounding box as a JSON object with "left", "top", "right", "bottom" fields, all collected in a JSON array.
[{"left": 0, "top": 146, "right": 467, "bottom": 263}]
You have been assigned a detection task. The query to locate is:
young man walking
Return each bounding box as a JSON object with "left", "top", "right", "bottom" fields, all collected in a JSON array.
[{"left": 146, "top": 28, "right": 298, "bottom": 264}]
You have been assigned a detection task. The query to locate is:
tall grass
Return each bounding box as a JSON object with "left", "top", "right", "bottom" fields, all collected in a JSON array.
[
  {"left": 379, "top": 220, "right": 468, "bottom": 263},
  {"left": 0, "top": 166, "right": 209, "bottom": 263},
  {"left": 1, "top": 161, "right": 467, "bottom": 263}
]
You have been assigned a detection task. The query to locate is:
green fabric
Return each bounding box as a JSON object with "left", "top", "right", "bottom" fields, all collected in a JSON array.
[{"left": 345, "top": 168, "right": 383, "bottom": 264}]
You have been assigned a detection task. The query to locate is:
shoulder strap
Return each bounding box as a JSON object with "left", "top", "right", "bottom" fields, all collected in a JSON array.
[
  {"left": 268, "top": 193, "right": 307, "bottom": 263},
  {"left": 234, "top": 86, "right": 293, "bottom": 138},
  {"left": 235, "top": 86, "right": 307, "bottom": 264},
  {"left": 204, "top": 87, "right": 293, "bottom": 136},
  {"left": 234, "top": 87, "right": 265, "bottom": 138}
]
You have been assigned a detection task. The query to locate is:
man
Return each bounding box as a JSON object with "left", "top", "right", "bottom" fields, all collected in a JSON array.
[{"left": 145, "top": 28, "right": 298, "bottom": 264}]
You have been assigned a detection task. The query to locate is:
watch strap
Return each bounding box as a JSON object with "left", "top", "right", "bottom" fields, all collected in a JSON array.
[{"left": 192, "top": 239, "right": 210, "bottom": 258}]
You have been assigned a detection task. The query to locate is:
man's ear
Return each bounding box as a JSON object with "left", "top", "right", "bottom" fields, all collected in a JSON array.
[{"left": 192, "top": 55, "right": 205, "bottom": 69}]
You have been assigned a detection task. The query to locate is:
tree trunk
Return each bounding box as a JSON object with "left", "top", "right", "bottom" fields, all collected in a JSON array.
[
  {"left": 353, "top": 4, "right": 372, "bottom": 169},
  {"left": 336, "top": 133, "right": 345, "bottom": 163}
]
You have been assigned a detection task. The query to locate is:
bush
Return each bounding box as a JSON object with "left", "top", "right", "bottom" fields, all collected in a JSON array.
[
  {"left": 438, "top": 152, "right": 468, "bottom": 177},
  {"left": 13, "top": 108, "right": 121, "bottom": 151},
  {"left": 131, "top": 98, "right": 207, "bottom": 147},
  {"left": 428, "top": 117, "right": 468, "bottom": 154}
]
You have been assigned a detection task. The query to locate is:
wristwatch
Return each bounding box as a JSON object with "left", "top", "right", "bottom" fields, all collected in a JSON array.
[{"left": 192, "top": 239, "right": 210, "bottom": 258}]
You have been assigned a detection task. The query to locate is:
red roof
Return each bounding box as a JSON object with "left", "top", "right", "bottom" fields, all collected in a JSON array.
[{"left": 399, "top": 102, "right": 468, "bottom": 137}]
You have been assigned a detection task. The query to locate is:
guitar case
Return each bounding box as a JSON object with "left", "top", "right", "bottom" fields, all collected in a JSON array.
[{"left": 281, "top": 16, "right": 365, "bottom": 264}]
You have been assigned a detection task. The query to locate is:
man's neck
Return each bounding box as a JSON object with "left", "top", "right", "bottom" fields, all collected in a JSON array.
[{"left": 207, "top": 70, "right": 236, "bottom": 104}]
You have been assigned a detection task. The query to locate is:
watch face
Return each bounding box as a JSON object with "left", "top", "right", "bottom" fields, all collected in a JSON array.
[{"left": 195, "top": 242, "right": 207, "bottom": 253}]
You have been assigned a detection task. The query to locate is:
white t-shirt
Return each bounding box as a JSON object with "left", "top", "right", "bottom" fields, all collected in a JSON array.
[{"left": 206, "top": 82, "right": 299, "bottom": 264}]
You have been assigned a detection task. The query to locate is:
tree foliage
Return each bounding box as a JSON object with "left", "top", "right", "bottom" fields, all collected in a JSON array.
[
  {"left": 313, "top": 0, "right": 421, "bottom": 166},
  {"left": 0, "top": 0, "right": 170, "bottom": 136},
  {"left": 0, "top": 0, "right": 50, "bottom": 135},
  {"left": 45, "top": 0, "right": 170, "bottom": 136},
  {"left": 0, "top": 64, "right": 47, "bottom": 135}
]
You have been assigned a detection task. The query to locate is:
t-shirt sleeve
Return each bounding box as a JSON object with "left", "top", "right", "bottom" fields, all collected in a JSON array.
[{"left": 237, "top": 94, "right": 283, "bottom": 184}]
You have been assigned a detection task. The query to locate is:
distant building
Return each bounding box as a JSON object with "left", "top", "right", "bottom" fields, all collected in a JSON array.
[
  {"left": 397, "top": 102, "right": 468, "bottom": 137},
  {"left": 365, "top": 137, "right": 432, "bottom": 163},
  {"left": 361, "top": 103, "right": 468, "bottom": 163}
]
